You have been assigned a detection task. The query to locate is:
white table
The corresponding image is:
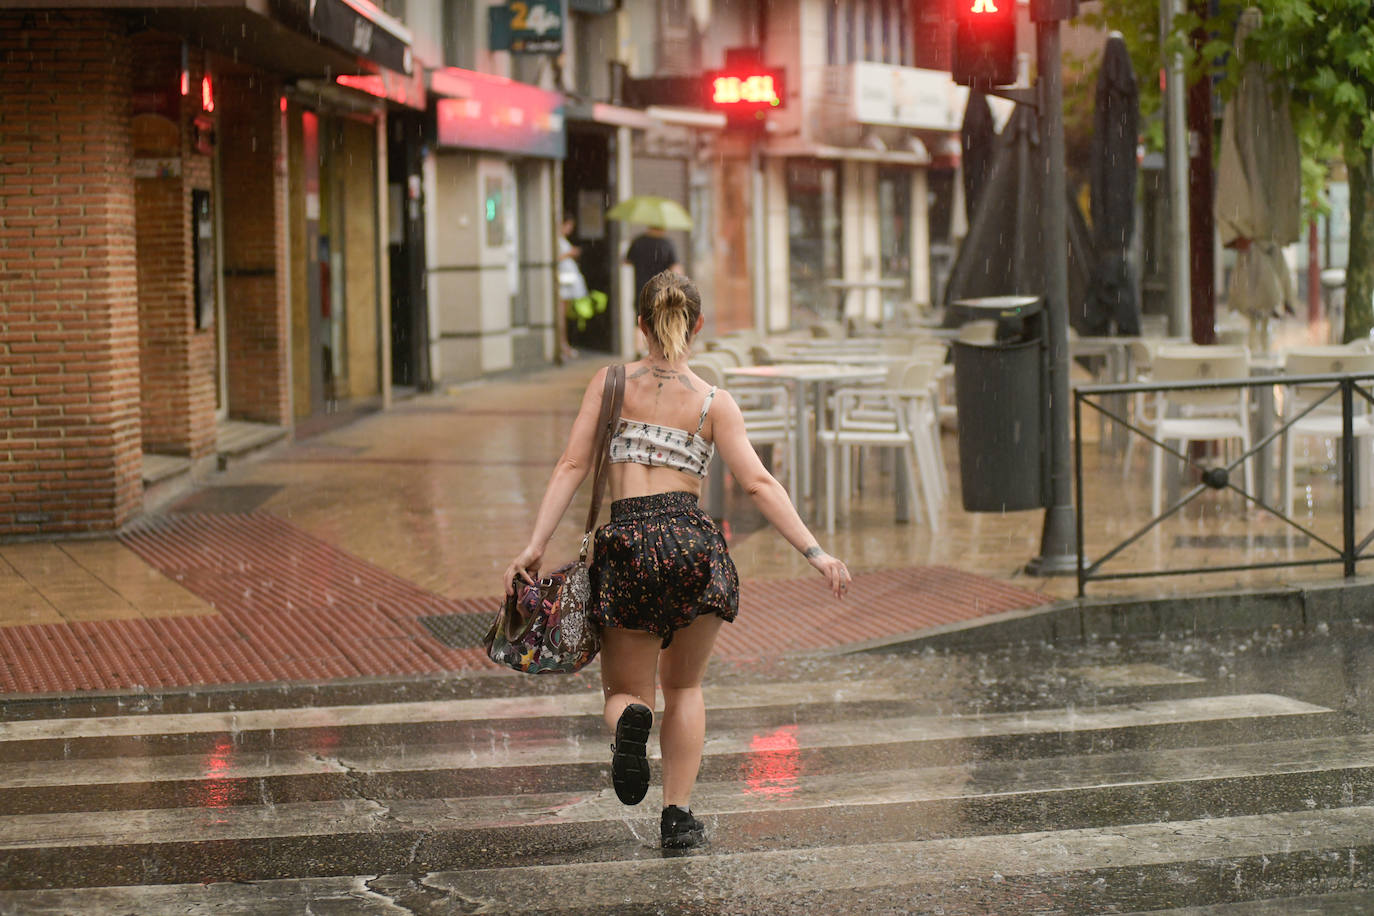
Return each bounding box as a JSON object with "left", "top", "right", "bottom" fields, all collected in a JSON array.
[
  {"left": 825, "top": 278, "right": 906, "bottom": 322},
  {"left": 725, "top": 363, "right": 888, "bottom": 516}
]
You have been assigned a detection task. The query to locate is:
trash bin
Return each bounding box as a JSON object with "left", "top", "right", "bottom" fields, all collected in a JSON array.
[{"left": 950, "top": 296, "right": 1045, "bottom": 512}]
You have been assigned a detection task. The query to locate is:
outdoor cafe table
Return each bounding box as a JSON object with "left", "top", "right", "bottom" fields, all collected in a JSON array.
[
  {"left": 782, "top": 352, "right": 914, "bottom": 366},
  {"left": 824, "top": 278, "right": 905, "bottom": 322},
  {"left": 725, "top": 363, "right": 888, "bottom": 517}
]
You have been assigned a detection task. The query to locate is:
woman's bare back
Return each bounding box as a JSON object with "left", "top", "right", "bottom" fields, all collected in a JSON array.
[{"left": 609, "top": 359, "right": 720, "bottom": 501}]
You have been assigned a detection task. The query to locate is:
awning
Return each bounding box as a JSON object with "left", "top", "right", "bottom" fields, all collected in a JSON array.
[
  {"left": 564, "top": 100, "right": 656, "bottom": 130},
  {"left": 646, "top": 106, "right": 726, "bottom": 130},
  {"left": 336, "top": 66, "right": 427, "bottom": 110},
  {"left": 430, "top": 67, "right": 565, "bottom": 160},
  {"left": 96, "top": 1, "right": 414, "bottom": 80},
  {"left": 765, "top": 138, "right": 931, "bottom": 166},
  {"left": 303, "top": 0, "right": 413, "bottom": 75}
]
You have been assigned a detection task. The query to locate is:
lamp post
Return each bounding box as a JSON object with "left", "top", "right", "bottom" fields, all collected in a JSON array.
[{"left": 1025, "top": 0, "right": 1079, "bottom": 576}]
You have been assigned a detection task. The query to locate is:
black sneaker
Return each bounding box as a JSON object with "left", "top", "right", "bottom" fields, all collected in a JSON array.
[
  {"left": 660, "top": 805, "right": 705, "bottom": 849},
  {"left": 610, "top": 703, "right": 653, "bottom": 805}
]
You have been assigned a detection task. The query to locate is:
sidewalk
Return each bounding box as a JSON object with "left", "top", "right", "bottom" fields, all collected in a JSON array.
[
  {"left": 1, "top": 354, "right": 1366, "bottom": 696},
  {"left": 0, "top": 359, "right": 1056, "bottom": 695}
]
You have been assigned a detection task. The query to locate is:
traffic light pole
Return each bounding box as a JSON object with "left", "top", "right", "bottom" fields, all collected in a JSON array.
[{"left": 1025, "top": 5, "right": 1078, "bottom": 576}]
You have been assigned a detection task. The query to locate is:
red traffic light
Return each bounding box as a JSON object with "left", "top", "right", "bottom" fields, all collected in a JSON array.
[{"left": 952, "top": 0, "right": 1017, "bottom": 87}]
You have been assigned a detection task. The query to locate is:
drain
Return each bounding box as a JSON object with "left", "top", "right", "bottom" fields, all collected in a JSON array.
[{"left": 418, "top": 612, "right": 495, "bottom": 649}]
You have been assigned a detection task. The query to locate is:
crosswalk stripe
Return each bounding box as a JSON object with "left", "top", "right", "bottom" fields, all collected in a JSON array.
[
  {"left": 0, "top": 693, "right": 1331, "bottom": 786},
  {"left": 1127, "top": 889, "right": 1374, "bottom": 915},
  {"left": 2, "top": 806, "right": 1370, "bottom": 913},
  {"left": 0, "top": 679, "right": 909, "bottom": 743},
  {"left": 421, "top": 805, "right": 1374, "bottom": 911},
  {"left": 4, "top": 731, "right": 1369, "bottom": 848}
]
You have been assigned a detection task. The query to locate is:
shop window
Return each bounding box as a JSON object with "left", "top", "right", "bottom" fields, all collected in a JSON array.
[
  {"left": 786, "top": 160, "right": 843, "bottom": 324},
  {"left": 877, "top": 168, "right": 912, "bottom": 318}
]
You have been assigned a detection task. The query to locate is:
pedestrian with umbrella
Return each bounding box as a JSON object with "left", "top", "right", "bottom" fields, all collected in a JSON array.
[
  {"left": 1215, "top": 6, "right": 1302, "bottom": 354},
  {"left": 607, "top": 195, "right": 690, "bottom": 299},
  {"left": 1084, "top": 32, "right": 1142, "bottom": 337}
]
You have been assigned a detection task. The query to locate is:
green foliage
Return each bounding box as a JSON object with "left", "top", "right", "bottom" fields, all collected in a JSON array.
[{"left": 1076, "top": 0, "right": 1374, "bottom": 339}]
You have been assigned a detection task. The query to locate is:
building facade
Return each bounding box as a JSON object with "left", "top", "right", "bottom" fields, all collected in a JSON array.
[
  {"left": 1, "top": 0, "right": 967, "bottom": 536},
  {"left": 1, "top": 2, "right": 411, "bottom": 536}
]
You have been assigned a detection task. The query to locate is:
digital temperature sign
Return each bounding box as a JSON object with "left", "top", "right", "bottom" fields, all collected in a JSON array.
[{"left": 703, "top": 65, "right": 785, "bottom": 128}]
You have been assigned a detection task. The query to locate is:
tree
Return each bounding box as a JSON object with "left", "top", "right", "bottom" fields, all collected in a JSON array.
[
  {"left": 1246, "top": 1, "right": 1374, "bottom": 341},
  {"left": 1080, "top": 0, "right": 1374, "bottom": 341}
]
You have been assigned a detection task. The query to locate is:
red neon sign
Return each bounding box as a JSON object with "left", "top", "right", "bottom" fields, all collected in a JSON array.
[{"left": 201, "top": 74, "right": 214, "bottom": 113}]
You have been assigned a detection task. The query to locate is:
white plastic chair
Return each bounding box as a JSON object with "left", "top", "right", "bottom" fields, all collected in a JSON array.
[
  {"left": 1281, "top": 347, "right": 1374, "bottom": 515},
  {"left": 1148, "top": 345, "right": 1253, "bottom": 517},
  {"left": 690, "top": 360, "right": 797, "bottom": 499},
  {"left": 816, "top": 361, "right": 942, "bottom": 532}
]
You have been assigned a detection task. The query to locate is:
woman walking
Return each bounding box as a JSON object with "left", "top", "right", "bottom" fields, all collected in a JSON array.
[{"left": 504, "top": 271, "right": 850, "bottom": 849}]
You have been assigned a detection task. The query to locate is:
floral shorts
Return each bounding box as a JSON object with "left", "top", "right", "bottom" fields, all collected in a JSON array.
[{"left": 590, "top": 491, "right": 739, "bottom": 648}]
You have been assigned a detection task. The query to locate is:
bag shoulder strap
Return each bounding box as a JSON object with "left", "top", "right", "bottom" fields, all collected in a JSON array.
[{"left": 581, "top": 364, "right": 625, "bottom": 551}]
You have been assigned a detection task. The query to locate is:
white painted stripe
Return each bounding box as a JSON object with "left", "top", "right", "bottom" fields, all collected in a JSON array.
[
  {"left": 1129, "top": 889, "right": 1374, "bottom": 915},
  {"left": 1068, "top": 663, "right": 1205, "bottom": 687},
  {"left": 416, "top": 806, "right": 1374, "bottom": 911},
  {"left": 3, "top": 731, "right": 1369, "bottom": 849},
  {"left": 2, "top": 807, "right": 1371, "bottom": 913},
  {"left": 362, "top": 693, "right": 1331, "bottom": 771},
  {"left": 0, "top": 694, "right": 1332, "bottom": 788},
  {"left": 0, "top": 679, "right": 906, "bottom": 743}
]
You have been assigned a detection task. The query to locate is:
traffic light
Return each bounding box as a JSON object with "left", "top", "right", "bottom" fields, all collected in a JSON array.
[
  {"left": 704, "top": 48, "right": 784, "bottom": 130},
  {"left": 952, "top": 0, "right": 1017, "bottom": 88}
]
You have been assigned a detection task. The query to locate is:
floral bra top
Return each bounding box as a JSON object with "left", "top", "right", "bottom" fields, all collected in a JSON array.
[{"left": 608, "top": 387, "right": 717, "bottom": 478}]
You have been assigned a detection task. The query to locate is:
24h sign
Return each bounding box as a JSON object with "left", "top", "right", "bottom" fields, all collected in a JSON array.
[{"left": 489, "top": 0, "right": 564, "bottom": 54}]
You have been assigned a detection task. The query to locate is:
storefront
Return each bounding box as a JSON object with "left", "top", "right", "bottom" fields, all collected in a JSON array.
[
  {"left": 785, "top": 159, "right": 844, "bottom": 325},
  {"left": 768, "top": 60, "right": 962, "bottom": 326},
  {"left": 426, "top": 67, "right": 565, "bottom": 381}
]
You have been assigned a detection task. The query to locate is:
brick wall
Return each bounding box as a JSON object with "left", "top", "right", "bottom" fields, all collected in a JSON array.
[
  {"left": 131, "top": 33, "right": 218, "bottom": 458},
  {"left": 0, "top": 11, "right": 142, "bottom": 536},
  {"left": 219, "top": 68, "right": 292, "bottom": 426}
]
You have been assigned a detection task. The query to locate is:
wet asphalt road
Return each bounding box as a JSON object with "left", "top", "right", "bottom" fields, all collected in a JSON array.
[{"left": 1, "top": 624, "right": 1373, "bottom": 914}]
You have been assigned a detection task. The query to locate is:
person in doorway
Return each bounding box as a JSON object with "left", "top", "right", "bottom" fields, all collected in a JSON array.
[
  {"left": 557, "top": 213, "right": 586, "bottom": 363},
  {"left": 625, "top": 226, "right": 682, "bottom": 302},
  {"left": 503, "top": 270, "right": 850, "bottom": 850}
]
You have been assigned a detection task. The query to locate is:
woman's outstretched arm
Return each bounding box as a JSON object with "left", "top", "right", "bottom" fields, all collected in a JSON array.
[
  {"left": 710, "top": 389, "right": 851, "bottom": 598},
  {"left": 503, "top": 366, "right": 610, "bottom": 595}
]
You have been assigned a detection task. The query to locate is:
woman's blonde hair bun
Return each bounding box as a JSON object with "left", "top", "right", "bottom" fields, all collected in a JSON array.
[{"left": 636, "top": 271, "right": 702, "bottom": 364}]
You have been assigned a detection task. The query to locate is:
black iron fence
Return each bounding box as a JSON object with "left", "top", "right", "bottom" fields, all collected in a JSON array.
[{"left": 1073, "top": 371, "right": 1374, "bottom": 596}]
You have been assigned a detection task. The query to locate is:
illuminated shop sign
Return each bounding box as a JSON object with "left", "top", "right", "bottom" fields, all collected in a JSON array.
[{"left": 432, "top": 67, "right": 565, "bottom": 159}]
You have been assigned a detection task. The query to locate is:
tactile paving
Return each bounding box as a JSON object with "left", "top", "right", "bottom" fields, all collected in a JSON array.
[{"left": 0, "top": 513, "right": 1050, "bottom": 694}]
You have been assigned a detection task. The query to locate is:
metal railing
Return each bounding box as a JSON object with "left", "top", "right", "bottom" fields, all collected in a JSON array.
[{"left": 1073, "top": 371, "right": 1374, "bottom": 596}]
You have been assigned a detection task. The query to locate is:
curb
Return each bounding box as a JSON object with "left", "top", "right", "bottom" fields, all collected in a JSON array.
[{"left": 837, "top": 575, "right": 1374, "bottom": 654}]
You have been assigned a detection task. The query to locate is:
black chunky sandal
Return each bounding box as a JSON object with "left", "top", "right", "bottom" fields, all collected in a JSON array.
[
  {"left": 610, "top": 703, "right": 653, "bottom": 805},
  {"left": 660, "top": 805, "right": 706, "bottom": 849}
]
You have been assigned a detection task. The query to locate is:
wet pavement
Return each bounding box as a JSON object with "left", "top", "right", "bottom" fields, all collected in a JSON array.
[{"left": 2, "top": 622, "right": 1373, "bottom": 912}]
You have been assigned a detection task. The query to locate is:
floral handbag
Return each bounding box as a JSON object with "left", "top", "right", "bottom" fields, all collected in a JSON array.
[{"left": 484, "top": 365, "right": 624, "bottom": 674}]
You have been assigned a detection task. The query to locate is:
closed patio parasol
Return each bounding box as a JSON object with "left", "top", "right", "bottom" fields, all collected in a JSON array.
[
  {"left": 961, "top": 89, "right": 996, "bottom": 227},
  {"left": 1214, "top": 6, "right": 1302, "bottom": 352},
  {"left": 1083, "top": 33, "right": 1141, "bottom": 336},
  {"left": 944, "top": 105, "right": 1094, "bottom": 318}
]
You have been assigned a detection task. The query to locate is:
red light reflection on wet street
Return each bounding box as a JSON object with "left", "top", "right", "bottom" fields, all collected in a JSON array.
[{"left": 744, "top": 724, "right": 800, "bottom": 798}]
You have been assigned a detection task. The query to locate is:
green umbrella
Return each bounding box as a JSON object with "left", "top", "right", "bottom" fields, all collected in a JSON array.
[{"left": 605, "top": 195, "right": 693, "bottom": 231}]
